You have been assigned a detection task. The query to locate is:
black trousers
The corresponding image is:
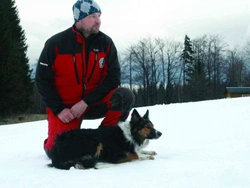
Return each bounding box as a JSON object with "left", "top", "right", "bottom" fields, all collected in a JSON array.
[{"left": 82, "top": 87, "right": 134, "bottom": 126}]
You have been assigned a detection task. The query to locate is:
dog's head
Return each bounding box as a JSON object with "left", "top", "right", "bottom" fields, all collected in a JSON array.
[{"left": 130, "top": 109, "right": 162, "bottom": 144}]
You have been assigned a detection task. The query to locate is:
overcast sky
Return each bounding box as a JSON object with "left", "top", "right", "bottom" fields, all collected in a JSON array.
[{"left": 15, "top": 0, "right": 250, "bottom": 65}]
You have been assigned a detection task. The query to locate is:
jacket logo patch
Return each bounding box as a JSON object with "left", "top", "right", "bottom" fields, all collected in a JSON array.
[
  {"left": 99, "top": 58, "right": 104, "bottom": 68},
  {"left": 39, "top": 62, "right": 48, "bottom": 66}
]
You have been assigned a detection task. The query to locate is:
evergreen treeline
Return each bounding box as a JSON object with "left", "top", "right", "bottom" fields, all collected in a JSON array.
[
  {"left": 1, "top": 1, "right": 250, "bottom": 117},
  {"left": 0, "top": 0, "right": 33, "bottom": 117}
]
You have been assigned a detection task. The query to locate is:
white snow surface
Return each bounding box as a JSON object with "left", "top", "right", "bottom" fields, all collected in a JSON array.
[{"left": 0, "top": 97, "right": 250, "bottom": 188}]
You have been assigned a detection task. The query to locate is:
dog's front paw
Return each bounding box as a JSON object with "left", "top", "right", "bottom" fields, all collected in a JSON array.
[
  {"left": 141, "top": 150, "right": 157, "bottom": 155},
  {"left": 138, "top": 153, "right": 155, "bottom": 160},
  {"left": 74, "top": 162, "right": 85, "bottom": 169}
]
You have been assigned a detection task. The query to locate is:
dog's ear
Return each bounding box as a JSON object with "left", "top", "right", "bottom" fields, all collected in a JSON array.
[
  {"left": 131, "top": 109, "right": 141, "bottom": 122},
  {"left": 142, "top": 109, "right": 149, "bottom": 119}
]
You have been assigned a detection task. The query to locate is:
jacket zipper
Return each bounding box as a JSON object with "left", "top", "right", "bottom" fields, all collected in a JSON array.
[
  {"left": 85, "top": 36, "right": 105, "bottom": 83},
  {"left": 82, "top": 42, "right": 86, "bottom": 90},
  {"left": 73, "top": 55, "right": 80, "bottom": 84},
  {"left": 87, "top": 52, "right": 98, "bottom": 83}
]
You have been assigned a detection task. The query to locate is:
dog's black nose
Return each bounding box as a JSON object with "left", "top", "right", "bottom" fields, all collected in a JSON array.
[{"left": 156, "top": 131, "right": 162, "bottom": 138}]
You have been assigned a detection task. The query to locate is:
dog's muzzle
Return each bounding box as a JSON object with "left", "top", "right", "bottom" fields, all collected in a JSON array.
[{"left": 155, "top": 131, "right": 162, "bottom": 139}]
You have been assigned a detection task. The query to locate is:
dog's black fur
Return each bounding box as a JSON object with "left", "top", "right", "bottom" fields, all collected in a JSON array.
[{"left": 49, "top": 109, "right": 162, "bottom": 170}]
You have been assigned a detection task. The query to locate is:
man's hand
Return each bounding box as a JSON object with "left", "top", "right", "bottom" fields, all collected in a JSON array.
[
  {"left": 57, "top": 108, "right": 75, "bottom": 123},
  {"left": 70, "top": 100, "right": 88, "bottom": 118}
]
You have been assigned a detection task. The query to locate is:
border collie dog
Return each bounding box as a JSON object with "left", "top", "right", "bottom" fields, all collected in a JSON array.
[{"left": 49, "top": 109, "right": 162, "bottom": 170}]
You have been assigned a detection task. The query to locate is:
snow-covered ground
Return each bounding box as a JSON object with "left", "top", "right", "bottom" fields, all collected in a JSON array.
[{"left": 0, "top": 97, "right": 250, "bottom": 188}]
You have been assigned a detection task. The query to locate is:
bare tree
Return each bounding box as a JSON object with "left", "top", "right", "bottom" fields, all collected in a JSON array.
[
  {"left": 190, "top": 35, "right": 227, "bottom": 99},
  {"left": 242, "top": 37, "right": 250, "bottom": 85},
  {"left": 225, "top": 48, "right": 246, "bottom": 86},
  {"left": 156, "top": 38, "right": 182, "bottom": 103},
  {"left": 120, "top": 48, "right": 134, "bottom": 90},
  {"left": 206, "top": 35, "right": 227, "bottom": 98},
  {"left": 243, "top": 37, "right": 250, "bottom": 62},
  {"left": 127, "top": 39, "right": 151, "bottom": 105}
]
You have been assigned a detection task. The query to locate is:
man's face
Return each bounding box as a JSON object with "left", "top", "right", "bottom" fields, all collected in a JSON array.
[{"left": 78, "top": 13, "right": 101, "bottom": 35}]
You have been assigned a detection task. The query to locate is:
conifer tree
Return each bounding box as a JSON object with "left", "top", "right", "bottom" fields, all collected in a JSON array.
[
  {"left": 182, "top": 35, "right": 207, "bottom": 101},
  {"left": 180, "top": 35, "right": 194, "bottom": 101},
  {"left": 182, "top": 35, "right": 194, "bottom": 83},
  {"left": 0, "top": 0, "right": 33, "bottom": 116}
]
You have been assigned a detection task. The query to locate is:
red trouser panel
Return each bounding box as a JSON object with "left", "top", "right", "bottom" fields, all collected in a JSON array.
[
  {"left": 44, "top": 88, "right": 118, "bottom": 151},
  {"left": 101, "top": 110, "right": 122, "bottom": 126},
  {"left": 44, "top": 108, "right": 83, "bottom": 150}
]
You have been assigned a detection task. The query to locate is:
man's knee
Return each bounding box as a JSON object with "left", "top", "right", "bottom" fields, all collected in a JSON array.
[
  {"left": 110, "top": 87, "right": 134, "bottom": 111},
  {"left": 117, "top": 87, "right": 134, "bottom": 104}
]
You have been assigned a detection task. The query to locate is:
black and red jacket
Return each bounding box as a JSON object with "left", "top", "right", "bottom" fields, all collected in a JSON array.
[{"left": 36, "top": 26, "right": 121, "bottom": 114}]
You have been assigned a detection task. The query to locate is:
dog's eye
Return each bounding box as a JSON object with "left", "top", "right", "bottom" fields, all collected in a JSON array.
[{"left": 146, "top": 123, "right": 153, "bottom": 128}]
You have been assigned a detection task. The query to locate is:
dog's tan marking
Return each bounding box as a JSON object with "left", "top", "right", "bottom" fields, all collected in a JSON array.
[
  {"left": 117, "top": 153, "right": 139, "bottom": 163},
  {"left": 94, "top": 143, "right": 103, "bottom": 158},
  {"left": 139, "top": 128, "right": 150, "bottom": 137},
  {"left": 139, "top": 122, "right": 155, "bottom": 137}
]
